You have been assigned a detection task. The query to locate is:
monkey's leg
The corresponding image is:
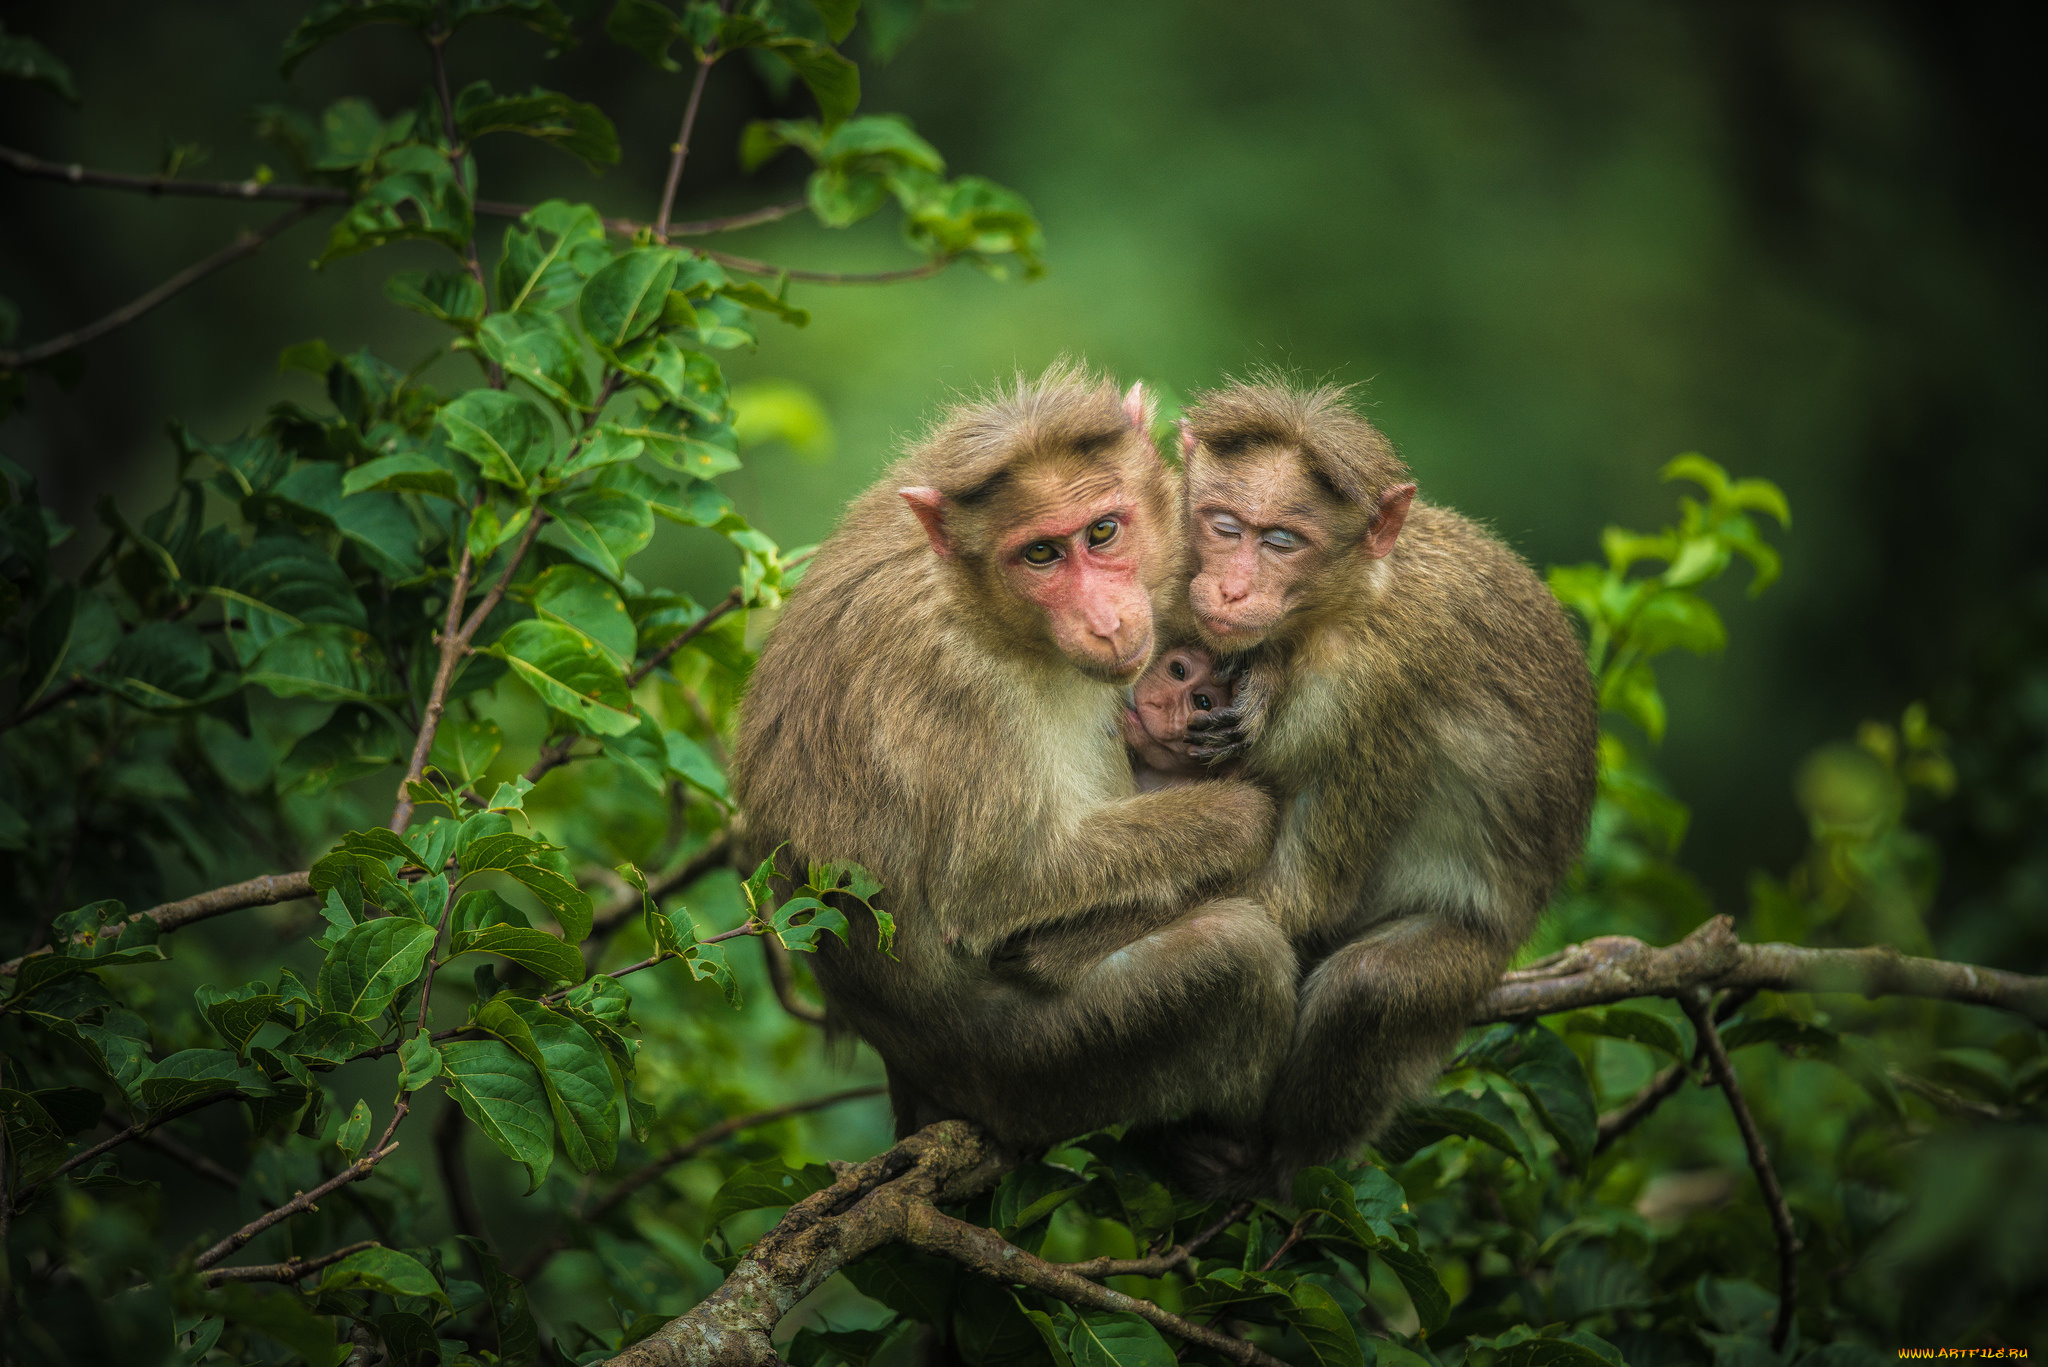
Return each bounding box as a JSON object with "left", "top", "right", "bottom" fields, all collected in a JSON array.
[
  {"left": 943, "top": 897, "right": 1299, "bottom": 1149},
  {"left": 1262, "top": 914, "right": 1512, "bottom": 1176}
]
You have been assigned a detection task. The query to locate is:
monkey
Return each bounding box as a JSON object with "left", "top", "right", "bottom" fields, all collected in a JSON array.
[
  {"left": 1122, "top": 644, "right": 1236, "bottom": 790},
  {"left": 1166, "top": 378, "right": 1599, "bottom": 1195},
  {"left": 731, "top": 365, "right": 1299, "bottom": 1152}
]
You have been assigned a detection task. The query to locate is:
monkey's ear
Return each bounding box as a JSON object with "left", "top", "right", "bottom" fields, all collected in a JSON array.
[
  {"left": 1177, "top": 418, "right": 1197, "bottom": 463},
  {"left": 1364, "top": 483, "right": 1417, "bottom": 559},
  {"left": 1122, "top": 381, "right": 1153, "bottom": 432},
  {"left": 898, "top": 486, "right": 954, "bottom": 559}
]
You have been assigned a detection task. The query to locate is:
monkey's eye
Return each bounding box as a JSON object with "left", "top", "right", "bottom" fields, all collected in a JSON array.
[
  {"left": 1194, "top": 693, "right": 1214, "bottom": 710},
  {"left": 1086, "top": 518, "right": 1119, "bottom": 548},
  {"left": 1210, "top": 515, "right": 1244, "bottom": 539},
  {"left": 1169, "top": 660, "right": 1187, "bottom": 680},
  {"left": 1021, "top": 541, "right": 1061, "bottom": 566},
  {"left": 1262, "top": 529, "right": 1304, "bottom": 551}
]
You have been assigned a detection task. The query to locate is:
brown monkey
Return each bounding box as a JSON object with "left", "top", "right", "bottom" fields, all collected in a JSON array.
[
  {"left": 732, "top": 366, "right": 1297, "bottom": 1151},
  {"left": 1173, "top": 379, "right": 1598, "bottom": 1192},
  {"left": 1122, "top": 644, "right": 1235, "bottom": 790}
]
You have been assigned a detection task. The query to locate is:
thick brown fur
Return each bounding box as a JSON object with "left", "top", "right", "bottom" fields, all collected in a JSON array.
[
  {"left": 732, "top": 365, "right": 1298, "bottom": 1150},
  {"left": 1175, "top": 378, "right": 1599, "bottom": 1190}
]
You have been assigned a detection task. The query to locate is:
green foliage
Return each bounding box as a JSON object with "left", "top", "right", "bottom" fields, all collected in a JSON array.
[{"left": 2, "top": 5, "right": 2042, "bottom": 1365}]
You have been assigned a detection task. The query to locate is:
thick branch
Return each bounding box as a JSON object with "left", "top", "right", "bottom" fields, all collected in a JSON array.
[
  {"left": 1679, "top": 989, "right": 1800, "bottom": 1351},
  {"left": 0, "top": 204, "right": 317, "bottom": 369},
  {"left": 1479, "top": 915, "right": 2048, "bottom": 1025},
  {"left": 599, "top": 1121, "right": 1010, "bottom": 1367},
  {"left": 904, "top": 1206, "right": 1286, "bottom": 1367},
  {"left": 201, "top": 1240, "right": 379, "bottom": 1287},
  {"left": 513, "top": 1085, "right": 884, "bottom": 1282}
]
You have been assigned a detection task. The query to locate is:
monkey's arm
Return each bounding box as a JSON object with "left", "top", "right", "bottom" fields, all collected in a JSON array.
[{"left": 947, "top": 779, "right": 1276, "bottom": 954}]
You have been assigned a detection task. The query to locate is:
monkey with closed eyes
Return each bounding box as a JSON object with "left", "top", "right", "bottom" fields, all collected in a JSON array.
[
  {"left": 1167, "top": 378, "right": 1600, "bottom": 1196},
  {"left": 733, "top": 366, "right": 1298, "bottom": 1153}
]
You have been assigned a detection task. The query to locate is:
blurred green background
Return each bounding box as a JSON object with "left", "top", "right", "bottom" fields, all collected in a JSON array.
[{"left": 3, "top": 0, "right": 2043, "bottom": 966}]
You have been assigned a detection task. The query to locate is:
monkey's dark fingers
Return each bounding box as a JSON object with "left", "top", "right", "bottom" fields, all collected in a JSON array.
[{"left": 1184, "top": 705, "right": 1242, "bottom": 736}]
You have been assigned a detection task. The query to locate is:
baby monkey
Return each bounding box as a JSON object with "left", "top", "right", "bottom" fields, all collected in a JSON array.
[{"left": 1123, "top": 645, "right": 1236, "bottom": 790}]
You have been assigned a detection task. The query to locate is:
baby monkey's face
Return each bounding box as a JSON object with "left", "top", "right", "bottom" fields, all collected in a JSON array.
[{"left": 1122, "top": 646, "right": 1233, "bottom": 774}]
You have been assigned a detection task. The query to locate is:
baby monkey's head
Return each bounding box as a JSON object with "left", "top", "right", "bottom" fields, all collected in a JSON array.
[{"left": 1122, "top": 645, "right": 1234, "bottom": 776}]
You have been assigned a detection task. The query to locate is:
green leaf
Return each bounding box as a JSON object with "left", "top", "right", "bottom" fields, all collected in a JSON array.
[
  {"left": 1382, "top": 1090, "right": 1537, "bottom": 1168},
  {"left": 276, "top": 1012, "right": 383, "bottom": 1064},
  {"left": 319, "top": 1245, "right": 447, "bottom": 1304},
  {"left": 1066, "top": 1312, "right": 1176, "bottom": 1367},
  {"left": 244, "top": 624, "right": 392, "bottom": 703},
  {"left": 472, "top": 310, "right": 593, "bottom": 417},
  {"left": 456, "top": 81, "right": 621, "bottom": 170},
  {"left": 137, "top": 1049, "right": 266, "bottom": 1114},
  {"left": 0, "top": 24, "right": 79, "bottom": 101},
  {"left": 398, "top": 1030, "right": 443, "bottom": 1091},
  {"left": 450, "top": 923, "right": 586, "bottom": 985},
  {"left": 319, "top": 144, "right": 473, "bottom": 264},
  {"left": 459, "top": 1235, "right": 542, "bottom": 1367},
  {"left": 384, "top": 268, "right": 486, "bottom": 329},
  {"left": 497, "top": 199, "right": 610, "bottom": 314},
  {"left": 541, "top": 485, "right": 655, "bottom": 579},
  {"left": 580, "top": 247, "right": 684, "bottom": 350},
  {"left": 1376, "top": 1238, "right": 1451, "bottom": 1333},
  {"left": 605, "top": 0, "right": 690, "bottom": 70},
  {"left": 1567, "top": 1006, "right": 1689, "bottom": 1060},
  {"left": 705, "top": 1157, "right": 836, "bottom": 1229},
  {"left": 666, "top": 730, "right": 731, "bottom": 802},
  {"left": 487, "top": 618, "right": 639, "bottom": 737},
  {"left": 341, "top": 450, "right": 460, "bottom": 501},
  {"left": 477, "top": 997, "right": 618, "bottom": 1171},
  {"left": 441, "top": 1037, "right": 555, "bottom": 1191},
  {"left": 317, "top": 916, "right": 438, "bottom": 1019},
  {"left": 336, "top": 1097, "right": 372, "bottom": 1161},
  {"left": 279, "top": 0, "right": 436, "bottom": 76},
  {"left": 532, "top": 564, "right": 636, "bottom": 668},
  {"left": 196, "top": 983, "right": 283, "bottom": 1054},
  {"left": 437, "top": 388, "right": 557, "bottom": 489},
  {"left": 1278, "top": 1280, "right": 1365, "bottom": 1367},
  {"left": 430, "top": 716, "right": 503, "bottom": 786}
]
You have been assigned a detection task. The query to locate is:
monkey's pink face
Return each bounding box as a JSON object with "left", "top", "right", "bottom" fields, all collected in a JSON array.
[
  {"left": 1122, "top": 646, "right": 1231, "bottom": 772},
  {"left": 999, "top": 481, "right": 1156, "bottom": 683},
  {"left": 1186, "top": 455, "right": 1331, "bottom": 647}
]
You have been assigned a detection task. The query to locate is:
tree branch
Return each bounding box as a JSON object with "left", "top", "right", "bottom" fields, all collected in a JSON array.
[
  {"left": 1679, "top": 989, "right": 1800, "bottom": 1352},
  {"left": 2, "top": 870, "right": 316, "bottom": 977},
  {"left": 513, "top": 1085, "right": 884, "bottom": 1282},
  {"left": 135, "top": 1126, "right": 241, "bottom": 1189},
  {"left": 13, "top": 1092, "right": 239, "bottom": 1204},
  {"left": 902, "top": 1206, "right": 1287, "bottom": 1367},
  {"left": 1593, "top": 1063, "right": 1691, "bottom": 1156},
  {"left": 761, "top": 938, "right": 827, "bottom": 1026},
  {"left": 0, "top": 142, "right": 352, "bottom": 205},
  {"left": 585, "top": 834, "right": 733, "bottom": 962},
  {"left": 193, "top": 1143, "right": 400, "bottom": 1270},
  {"left": 1478, "top": 915, "right": 2048, "bottom": 1026},
  {"left": 1057, "top": 1201, "right": 1251, "bottom": 1279},
  {"left": 436, "top": 1102, "right": 487, "bottom": 1248},
  {"left": 598, "top": 1121, "right": 1010, "bottom": 1366},
  {"left": 655, "top": 55, "right": 716, "bottom": 242},
  {"left": 701, "top": 248, "right": 956, "bottom": 285},
  {"left": 632, "top": 587, "right": 743, "bottom": 685},
  {"left": 201, "top": 1239, "right": 379, "bottom": 1286},
  {"left": 0, "top": 203, "right": 318, "bottom": 370}
]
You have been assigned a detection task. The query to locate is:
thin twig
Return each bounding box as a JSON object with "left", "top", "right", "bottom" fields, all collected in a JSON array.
[
  {"left": 761, "top": 938, "right": 826, "bottom": 1026},
  {"left": 193, "top": 1143, "right": 400, "bottom": 1270},
  {"left": 14, "top": 1093, "right": 235, "bottom": 1204},
  {"left": 392, "top": 521, "right": 479, "bottom": 832},
  {"left": 702, "top": 248, "right": 956, "bottom": 285},
  {"left": 0, "top": 676, "right": 90, "bottom": 736},
  {"left": 1059, "top": 1202, "right": 1251, "bottom": 1279},
  {"left": 1679, "top": 989, "right": 1799, "bottom": 1352},
  {"left": 632, "top": 587, "right": 743, "bottom": 684},
  {"left": 1257, "top": 1211, "right": 1319, "bottom": 1272},
  {"left": 3, "top": 870, "right": 316, "bottom": 978},
  {"left": 655, "top": 55, "right": 717, "bottom": 241},
  {"left": 135, "top": 1126, "right": 241, "bottom": 1189},
  {"left": 513, "top": 1085, "right": 885, "bottom": 1282},
  {"left": 435, "top": 1103, "right": 487, "bottom": 1245},
  {"left": 201, "top": 1239, "right": 379, "bottom": 1286},
  {"left": 1593, "top": 1063, "right": 1690, "bottom": 1155},
  {"left": 0, "top": 203, "right": 318, "bottom": 369},
  {"left": 427, "top": 31, "right": 492, "bottom": 305},
  {"left": 664, "top": 200, "right": 805, "bottom": 236},
  {"left": 0, "top": 142, "right": 352, "bottom": 204}
]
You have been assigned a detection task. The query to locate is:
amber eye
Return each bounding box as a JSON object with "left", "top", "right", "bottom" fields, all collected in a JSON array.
[
  {"left": 1194, "top": 693, "right": 1214, "bottom": 710},
  {"left": 1021, "top": 542, "right": 1060, "bottom": 566},
  {"left": 1169, "top": 660, "right": 1187, "bottom": 680},
  {"left": 1087, "top": 518, "right": 1118, "bottom": 548}
]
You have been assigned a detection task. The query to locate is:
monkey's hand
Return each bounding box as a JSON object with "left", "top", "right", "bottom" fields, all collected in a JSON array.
[{"left": 1186, "top": 663, "right": 1270, "bottom": 765}]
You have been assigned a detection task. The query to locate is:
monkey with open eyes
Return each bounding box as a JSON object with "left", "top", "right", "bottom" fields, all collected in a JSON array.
[
  {"left": 732, "top": 366, "right": 1298, "bottom": 1152},
  {"left": 1165, "top": 379, "right": 1599, "bottom": 1195},
  {"left": 1122, "top": 644, "right": 1235, "bottom": 790}
]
